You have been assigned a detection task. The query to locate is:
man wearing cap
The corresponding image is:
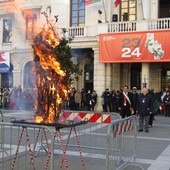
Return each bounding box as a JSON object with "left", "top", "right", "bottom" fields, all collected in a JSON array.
[{"left": 132, "top": 87, "right": 138, "bottom": 115}]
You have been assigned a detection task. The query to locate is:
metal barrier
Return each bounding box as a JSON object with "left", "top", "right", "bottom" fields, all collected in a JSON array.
[
  {"left": 106, "top": 115, "right": 137, "bottom": 170},
  {"left": 54, "top": 110, "right": 122, "bottom": 154},
  {"left": 0, "top": 122, "right": 55, "bottom": 170},
  {"left": 0, "top": 110, "right": 122, "bottom": 170}
]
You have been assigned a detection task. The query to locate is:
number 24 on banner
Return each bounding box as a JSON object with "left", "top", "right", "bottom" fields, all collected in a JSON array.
[
  {"left": 121, "top": 38, "right": 141, "bottom": 58},
  {"left": 122, "top": 47, "right": 141, "bottom": 58}
]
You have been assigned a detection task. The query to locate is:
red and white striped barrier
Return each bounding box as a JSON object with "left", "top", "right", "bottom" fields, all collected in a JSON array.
[
  {"left": 59, "top": 111, "right": 111, "bottom": 124},
  {"left": 113, "top": 118, "right": 134, "bottom": 137},
  {"left": 106, "top": 116, "right": 137, "bottom": 170}
]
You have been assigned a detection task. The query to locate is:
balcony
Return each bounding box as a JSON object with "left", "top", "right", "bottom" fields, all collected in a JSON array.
[
  {"left": 0, "top": 0, "right": 14, "bottom": 3},
  {"left": 66, "top": 18, "right": 170, "bottom": 38},
  {"left": 0, "top": 0, "right": 17, "bottom": 13}
]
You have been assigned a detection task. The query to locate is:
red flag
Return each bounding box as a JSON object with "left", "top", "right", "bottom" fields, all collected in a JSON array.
[
  {"left": 114, "top": 0, "right": 121, "bottom": 7},
  {"left": 83, "top": 0, "right": 100, "bottom": 5}
]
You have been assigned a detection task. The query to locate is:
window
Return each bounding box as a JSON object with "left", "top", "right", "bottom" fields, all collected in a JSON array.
[
  {"left": 71, "top": 0, "right": 85, "bottom": 27},
  {"left": 3, "top": 18, "right": 12, "bottom": 43},
  {"left": 26, "top": 14, "right": 37, "bottom": 40},
  {"left": 120, "top": 0, "right": 137, "bottom": 21}
]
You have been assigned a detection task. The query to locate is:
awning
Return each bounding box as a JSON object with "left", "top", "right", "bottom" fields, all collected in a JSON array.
[{"left": 0, "top": 52, "right": 10, "bottom": 73}]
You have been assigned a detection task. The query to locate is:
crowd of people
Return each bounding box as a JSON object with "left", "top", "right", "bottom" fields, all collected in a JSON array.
[
  {"left": 65, "top": 86, "right": 170, "bottom": 133},
  {"left": 101, "top": 85, "right": 169, "bottom": 133},
  {"left": 65, "top": 88, "right": 97, "bottom": 111},
  {"left": 1, "top": 85, "right": 169, "bottom": 133},
  {"left": 0, "top": 86, "right": 35, "bottom": 111}
]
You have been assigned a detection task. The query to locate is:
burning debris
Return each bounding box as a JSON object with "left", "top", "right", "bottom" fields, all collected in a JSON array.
[{"left": 32, "top": 12, "right": 80, "bottom": 124}]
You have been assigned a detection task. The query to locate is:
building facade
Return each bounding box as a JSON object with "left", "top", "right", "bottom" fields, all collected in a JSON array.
[{"left": 0, "top": 0, "right": 170, "bottom": 111}]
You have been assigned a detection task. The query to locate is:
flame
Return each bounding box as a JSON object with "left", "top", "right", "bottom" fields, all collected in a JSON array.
[
  {"left": 33, "top": 24, "right": 68, "bottom": 124},
  {"left": 35, "top": 115, "right": 44, "bottom": 123}
]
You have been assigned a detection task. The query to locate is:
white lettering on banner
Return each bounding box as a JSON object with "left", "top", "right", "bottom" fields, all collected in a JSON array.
[{"left": 122, "top": 47, "right": 141, "bottom": 58}]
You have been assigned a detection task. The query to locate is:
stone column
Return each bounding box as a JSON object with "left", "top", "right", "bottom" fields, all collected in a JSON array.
[
  {"left": 93, "top": 47, "right": 105, "bottom": 112},
  {"left": 142, "top": 0, "right": 151, "bottom": 19},
  {"left": 105, "top": 63, "right": 112, "bottom": 90},
  {"left": 141, "top": 63, "right": 150, "bottom": 89},
  {"left": 12, "top": 70, "right": 21, "bottom": 87}
]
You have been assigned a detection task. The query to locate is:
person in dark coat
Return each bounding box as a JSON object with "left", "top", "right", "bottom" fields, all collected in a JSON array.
[
  {"left": 111, "top": 90, "right": 116, "bottom": 112},
  {"left": 137, "top": 88, "right": 153, "bottom": 133},
  {"left": 119, "top": 85, "right": 133, "bottom": 118},
  {"left": 163, "top": 91, "right": 170, "bottom": 117},
  {"left": 131, "top": 87, "right": 138, "bottom": 115},
  {"left": 86, "top": 90, "right": 92, "bottom": 111},
  {"left": 103, "top": 89, "right": 112, "bottom": 112},
  {"left": 91, "top": 90, "right": 97, "bottom": 111}
]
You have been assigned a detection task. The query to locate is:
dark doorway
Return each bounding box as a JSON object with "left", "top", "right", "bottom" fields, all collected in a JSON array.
[
  {"left": 84, "top": 62, "right": 94, "bottom": 93},
  {"left": 131, "top": 63, "right": 141, "bottom": 90},
  {"left": 161, "top": 63, "right": 170, "bottom": 89}
]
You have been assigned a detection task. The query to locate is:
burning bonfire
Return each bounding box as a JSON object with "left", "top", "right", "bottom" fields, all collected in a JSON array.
[{"left": 32, "top": 13, "right": 80, "bottom": 124}]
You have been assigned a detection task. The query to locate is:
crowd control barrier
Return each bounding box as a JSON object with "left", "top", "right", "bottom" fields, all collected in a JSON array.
[
  {"left": 106, "top": 115, "right": 137, "bottom": 170},
  {"left": 0, "top": 110, "right": 122, "bottom": 170},
  {"left": 54, "top": 110, "right": 122, "bottom": 154},
  {"left": 0, "top": 121, "right": 55, "bottom": 170}
]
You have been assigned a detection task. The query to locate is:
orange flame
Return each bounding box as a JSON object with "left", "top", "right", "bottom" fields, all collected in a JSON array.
[{"left": 34, "top": 26, "right": 68, "bottom": 124}]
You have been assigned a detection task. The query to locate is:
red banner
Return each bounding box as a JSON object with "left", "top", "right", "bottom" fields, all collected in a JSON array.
[
  {"left": 82, "top": 0, "right": 100, "bottom": 5},
  {"left": 99, "top": 30, "right": 170, "bottom": 63}
]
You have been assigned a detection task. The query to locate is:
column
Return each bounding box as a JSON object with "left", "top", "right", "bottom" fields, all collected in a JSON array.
[
  {"left": 12, "top": 70, "right": 21, "bottom": 87},
  {"left": 141, "top": 63, "right": 150, "bottom": 89},
  {"left": 105, "top": 63, "right": 112, "bottom": 90},
  {"left": 93, "top": 47, "right": 105, "bottom": 112},
  {"left": 142, "top": 0, "right": 151, "bottom": 19}
]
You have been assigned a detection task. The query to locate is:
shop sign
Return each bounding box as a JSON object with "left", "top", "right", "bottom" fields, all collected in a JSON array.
[
  {"left": 0, "top": 52, "right": 10, "bottom": 73},
  {"left": 99, "top": 30, "right": 170, "bottom": 63}
]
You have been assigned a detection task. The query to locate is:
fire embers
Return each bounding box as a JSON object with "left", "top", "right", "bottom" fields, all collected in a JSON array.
[{"left": 33, "top": 26, "right": 67, "bottom": 124}]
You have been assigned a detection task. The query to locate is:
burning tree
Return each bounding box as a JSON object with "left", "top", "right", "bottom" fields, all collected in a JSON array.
[{"left": 32, "top": 13, "right": 80, "bottom": 123}]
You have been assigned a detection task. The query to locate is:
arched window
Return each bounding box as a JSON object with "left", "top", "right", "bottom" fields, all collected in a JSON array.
[
  {"left": 131, "top": 63, "right": 141, "bottom": 90},
  {"left": 24, "top": 61, "right": 36, "bottom": 88}
]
